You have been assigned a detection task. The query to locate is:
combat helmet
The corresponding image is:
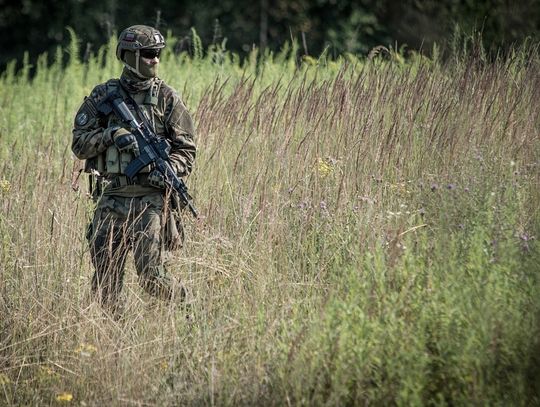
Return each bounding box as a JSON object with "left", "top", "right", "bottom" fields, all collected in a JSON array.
[
  {"left": 116, "top": 25, "right": 165, "bottom": 59},
  {"left": 116, "top": 25, "right": 165, "bottom": 77}
]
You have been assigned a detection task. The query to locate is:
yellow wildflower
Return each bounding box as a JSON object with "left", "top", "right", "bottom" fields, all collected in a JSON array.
[
  {"left": 56, "top": 392, "right": 73, "bottom": 402},
  {"left": 74, "top": 343, "right": 98, "bottom": 357},
  {"left": 317, "top": 158, "right": 334, "bottom": 178},
  {"left": 0, "top": 179, "right": 10, "bottom": 194},
  {"left": 0, "top": 373, "right": 10, "bottom": 385},
  {"left": 40, "top": 365, "right": 58, "bottom": 376}
]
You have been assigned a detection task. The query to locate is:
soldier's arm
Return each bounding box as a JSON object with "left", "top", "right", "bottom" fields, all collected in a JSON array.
[
  {"left": 165, "top": 94, "right": 197, "bottom": 177},
  {"left": 72, "top": 86, "right": 116, "bottom": 159}
]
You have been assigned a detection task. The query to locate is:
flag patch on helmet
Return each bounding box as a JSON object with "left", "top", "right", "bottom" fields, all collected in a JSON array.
[{"left": 124, "top": 33, "right": 136, "bottom": 41}]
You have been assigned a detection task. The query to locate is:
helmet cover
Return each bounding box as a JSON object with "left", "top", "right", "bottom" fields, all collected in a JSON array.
[{"left": 116, "top": 25, "right": 165, "bottom": 61}]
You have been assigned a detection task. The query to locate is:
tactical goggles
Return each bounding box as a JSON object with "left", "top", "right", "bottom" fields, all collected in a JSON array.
[{"left": 140, "top": 49, "right": 161, "bottom": 59}]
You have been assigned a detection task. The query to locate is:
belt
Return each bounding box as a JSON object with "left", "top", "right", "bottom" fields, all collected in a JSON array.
[{"left": 104, "top": 174, "right": 152, "bottom": 189}]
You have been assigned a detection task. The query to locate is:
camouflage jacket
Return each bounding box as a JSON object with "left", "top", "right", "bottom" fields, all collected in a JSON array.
[{"left": 72, "top": 75, "right": 196, "bottom": 195}]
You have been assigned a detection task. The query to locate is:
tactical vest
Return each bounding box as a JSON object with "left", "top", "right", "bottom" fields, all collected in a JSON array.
[{"left": 93, "top": 78, "right": 163, "bottom": 176}]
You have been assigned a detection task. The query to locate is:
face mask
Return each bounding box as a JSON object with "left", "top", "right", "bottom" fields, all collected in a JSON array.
[{"left": 124, "top": 50, "right": 159, "bottom": 78}]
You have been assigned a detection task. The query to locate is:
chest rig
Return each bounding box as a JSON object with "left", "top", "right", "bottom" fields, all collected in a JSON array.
[{"left": 98, "top": 78, "right": 163, "bottom": 176}]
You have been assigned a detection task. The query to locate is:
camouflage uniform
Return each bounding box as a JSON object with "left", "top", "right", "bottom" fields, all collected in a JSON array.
[{"left": 72, "top": 25, "right": 196, "bottom": 309}]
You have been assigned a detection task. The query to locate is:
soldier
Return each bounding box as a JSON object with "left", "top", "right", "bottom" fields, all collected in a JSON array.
[{"left": 72, "top": 25, "right": 196, "bottom": 313}]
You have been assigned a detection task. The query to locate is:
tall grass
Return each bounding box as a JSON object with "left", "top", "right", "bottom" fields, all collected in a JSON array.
[{"left": 0, "top": 31, "right": 539, "bottom": 405}]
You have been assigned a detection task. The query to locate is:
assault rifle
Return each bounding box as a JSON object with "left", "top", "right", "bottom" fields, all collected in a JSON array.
[{"left": 98, "top": 92, "right": 198, "bottom": 218}]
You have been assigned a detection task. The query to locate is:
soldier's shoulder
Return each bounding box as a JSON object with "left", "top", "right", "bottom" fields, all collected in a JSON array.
[
  {"left": 158, "top": 80, "right": 184, "bottom": 103},
  {"left": 88, "top": 79, "right": 120, "bottom": 104}
]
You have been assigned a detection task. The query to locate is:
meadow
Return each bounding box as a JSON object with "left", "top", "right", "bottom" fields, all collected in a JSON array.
[{"left": 0, "top": 32, "right": 539, "bottom": 405}]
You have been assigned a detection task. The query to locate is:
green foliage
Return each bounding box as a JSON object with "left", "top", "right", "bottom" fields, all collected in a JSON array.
[
  {"left": 269, "top": 179, "right": 539, "bottom": 404},
  {"left": 0, "top": 34, "right": 539, "bottom": 405},
  {"left": 2, "top": 0, "right": 540, "bottom": 73},
  {"left": 191, "top": 28, "right": 204, "bottom": 61}
]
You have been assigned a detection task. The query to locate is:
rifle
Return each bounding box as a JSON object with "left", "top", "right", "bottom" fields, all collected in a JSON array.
[{"left": 98, "top": 92, "right": 198, "bottom": 218}]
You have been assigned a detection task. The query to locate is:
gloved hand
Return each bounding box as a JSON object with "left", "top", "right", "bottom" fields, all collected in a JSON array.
[
  {"left": 148, "top": 169, "right": 168, "bottom": 189},
  {"left": 113, "top": 128, "right": 140, "bottom": 156}
]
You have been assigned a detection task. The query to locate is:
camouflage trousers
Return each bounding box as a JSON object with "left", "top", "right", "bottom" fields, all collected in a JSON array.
[{"left": 87, "top": 194, "right": 182, "bottom": 309}]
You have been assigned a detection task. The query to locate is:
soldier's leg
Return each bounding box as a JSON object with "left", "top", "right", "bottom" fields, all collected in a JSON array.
[
  {"left": 88, "top": 198, "right": 129, "bottom": 310},
  {"left": 132, "top": 196, "right": 184, "bottom": 302}
]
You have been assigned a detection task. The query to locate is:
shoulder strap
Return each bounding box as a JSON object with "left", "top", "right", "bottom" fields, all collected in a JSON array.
[
  {"left": 124, "top": 90, "right": 156, "bottom": 133},
  {"left": 105, "top": 78, "right": 121, "bottom": 97},
  {"left": 107, "top": 78, "right": 159, "bottom": 132},
  {"left": 144, "top": 79, "right": 162, "bottom": 106}
]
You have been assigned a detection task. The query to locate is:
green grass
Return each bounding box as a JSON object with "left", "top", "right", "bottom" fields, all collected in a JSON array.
[{"left": 0, "top": 32, "right": 539, "bottom": 405}]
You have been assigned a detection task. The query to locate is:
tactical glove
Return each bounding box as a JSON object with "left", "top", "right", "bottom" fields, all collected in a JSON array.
[
  {"left": 148, "top": 169, "right": 168, "bottom": 189},
  {"left": 113, "top": 128, "right": 140, "bottom": 156}
]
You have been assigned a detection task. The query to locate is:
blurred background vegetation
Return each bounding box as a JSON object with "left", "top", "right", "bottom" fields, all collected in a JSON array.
[{"left": 2, "top": 0, "right": 540, "bottom": 71}]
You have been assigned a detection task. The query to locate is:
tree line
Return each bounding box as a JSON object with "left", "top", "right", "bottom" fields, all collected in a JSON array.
[{"left": 1, "top": 0, "right": 539, "bottom": 70}]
